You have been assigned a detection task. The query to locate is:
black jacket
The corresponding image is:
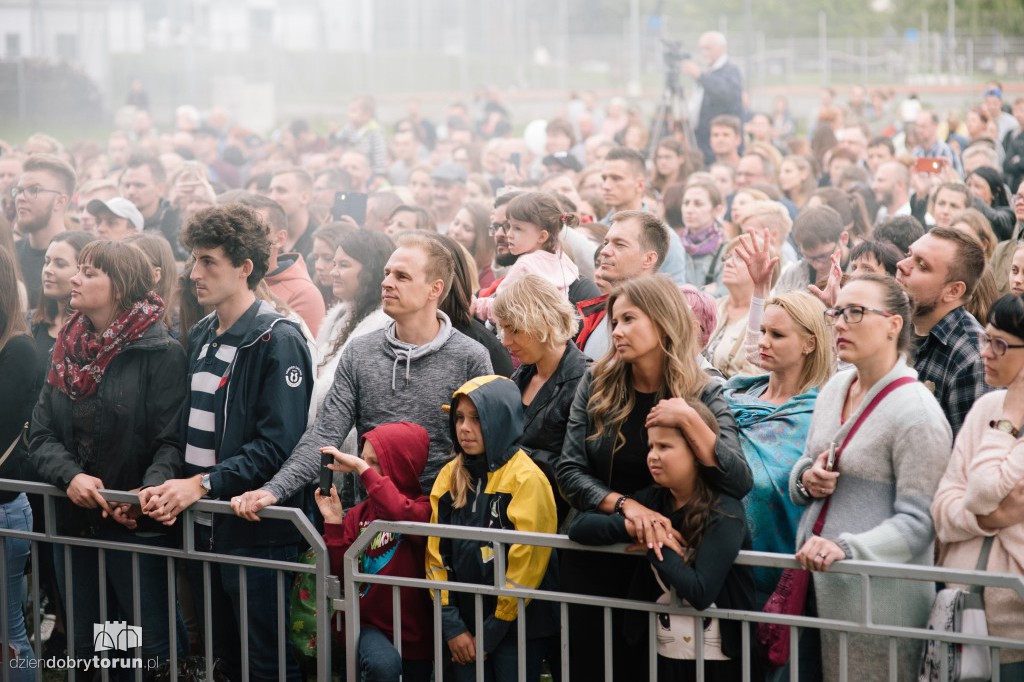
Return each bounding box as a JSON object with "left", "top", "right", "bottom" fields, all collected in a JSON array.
[
  {"left": 29, "top": 323, "right": 187, "bottom": 535},
  {"left": 0, "top": 335, "right": 41, "bottom": 503},
  {"left": 511, "top": 342, "right": 589, "bottom": 499},
  {"left": 156, "top": 301, "right": 314, "bottom": 550},
  {"left": 556, "top": 370, "right": 752, "bottom": 512},
  {"left": 455, "top": 319, "right": 513, "bottom": 377}
]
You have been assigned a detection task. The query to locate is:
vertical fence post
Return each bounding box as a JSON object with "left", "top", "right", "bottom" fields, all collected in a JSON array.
[{"left": 819, "top": 11, "right": 829, "bottom": 87}]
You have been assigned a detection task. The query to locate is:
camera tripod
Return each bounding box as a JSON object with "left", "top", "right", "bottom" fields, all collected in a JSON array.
[{"left": 646, "top": 42, "right": 697, "bottom": 162}]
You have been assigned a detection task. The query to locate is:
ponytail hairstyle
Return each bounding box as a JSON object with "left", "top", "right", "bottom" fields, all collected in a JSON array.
[{"left": 506, "top": 191, "right": 576, "bottom": 253}]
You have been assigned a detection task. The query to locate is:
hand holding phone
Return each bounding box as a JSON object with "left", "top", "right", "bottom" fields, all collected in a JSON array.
[
  {"left": 319, "top": 450, "right": 334, "bottom": 497},
  {"left": 332, "top": 191, "right": 368, "bottom": 226},
  {"left": 826, "top": 442, "right": 837, "bottom": 472},
  {"left": 914, "top": 157, "right": 946, "bottom": 174}
]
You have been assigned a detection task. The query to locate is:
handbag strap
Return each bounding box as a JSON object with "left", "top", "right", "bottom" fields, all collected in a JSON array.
[
  {"left": 970, "top": 536, "right": 996, "bottom": 594},
  {"left": 0, "top": 422, "right": 28, "bottom": 470},
  {"left": 811, "top": 376, "right": 917, "bottom": 536}
]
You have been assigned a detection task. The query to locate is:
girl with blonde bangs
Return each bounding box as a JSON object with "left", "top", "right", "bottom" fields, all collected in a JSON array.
[{"left": 556, "top": 275, "right": 752, "bottom": 681}]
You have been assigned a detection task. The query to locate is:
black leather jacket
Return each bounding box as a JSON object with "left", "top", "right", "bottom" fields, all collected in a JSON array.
[
  {"left": 511, "top": 342, "right": 589, "bottom": 501},
  {"left": 556, "top": 370, "right": 752, "bottom": 512}
]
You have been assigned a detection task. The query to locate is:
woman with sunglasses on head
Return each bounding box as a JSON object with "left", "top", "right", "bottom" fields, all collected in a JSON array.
[
  {"left": 788, "top": 274, "right": 952, "bottom": 682},
  {"left": 932, "top": 293, "right": 1024, "bottom": 680}
]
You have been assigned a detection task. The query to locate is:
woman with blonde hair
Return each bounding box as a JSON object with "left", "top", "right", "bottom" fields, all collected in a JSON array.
[
  {"left": 557, "top": 275, "right": 752, "bottom": 680},
  {"left": 726, "top": 233, "right": 835, "bottom": 603},
  {"left": 494, "top": 274, "right": 585, "bottom": 524}
]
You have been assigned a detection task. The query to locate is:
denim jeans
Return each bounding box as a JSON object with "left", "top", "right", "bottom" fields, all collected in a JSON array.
[
  {"left": 451, "top": 632, "right": 544, "bottom": 682},
  {"left": 354, "top": 626, "right": 432, "bottom": 682},
  {"left": 1, "top": 493, "right": 33, "bottom": 682},
  {"left": 183, "top": 523, "right": 301, "bottom": 682},
  {"left": 57, "top": 525, "right": 176, "bottom": 670}
]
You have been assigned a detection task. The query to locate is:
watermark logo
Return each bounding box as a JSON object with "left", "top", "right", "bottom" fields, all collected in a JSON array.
[{"left": 93, "top": 621, "right": 142, "bottom": 652}]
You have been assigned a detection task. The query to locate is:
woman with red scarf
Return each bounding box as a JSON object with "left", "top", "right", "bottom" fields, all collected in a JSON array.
[{"left": 29, "top": 240, "right": 187, "bottom": 672}]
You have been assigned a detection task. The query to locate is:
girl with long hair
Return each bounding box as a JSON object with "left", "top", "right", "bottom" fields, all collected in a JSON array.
[
  {"left": 315, "top": 229, "right": 396, "bottom": 411},
  {"left": 29, "top": 240, "right": 188, "bottom": 669},
  {"left": 426, "top": 375, "right": 558, "bottom": 682},
  {"left": 557, "top": 276, "right": 751, "bottom": 680},
  {"left": 447, "top": 201, "right": 496, "bottom": 289},
  {"left": 570, "top": 399, "right": 757, "bottom": 681},
  {"left": 0, "top": 246, "right": 41, "bottom": 679},
  {"left": 30, "top": 230, "right": 96, "bottom": 382}
]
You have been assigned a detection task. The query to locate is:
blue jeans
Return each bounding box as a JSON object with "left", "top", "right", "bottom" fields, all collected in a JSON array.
[
  {"left": 57, "top": 525, "right": 176, "bottom": 669},
  {"left": 451, "top": 632, "right": 544, "bottom": 682},
  {"left": 184, "top": 524, "right": 301, "bottom": 682},
  {"left": 1, "top": 493, "right": 33, "bottom": 682},
  {"left": 355, "top": 626, "right": 432, "bottom": 682}
]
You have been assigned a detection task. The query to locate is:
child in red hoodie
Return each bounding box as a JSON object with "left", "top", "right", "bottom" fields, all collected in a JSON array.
[{"left": 317, "top": 421, "right": 434, "bottom": 681}]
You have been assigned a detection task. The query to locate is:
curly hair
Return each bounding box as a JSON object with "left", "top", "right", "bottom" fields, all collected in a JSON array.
[{"left": 182, "top": 204, "right": 272, "bottom": 290}]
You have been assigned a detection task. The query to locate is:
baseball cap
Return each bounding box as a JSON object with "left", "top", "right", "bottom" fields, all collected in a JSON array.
[
  {"left": 984, "top": 86, "right": 1003, "bottom": 99},
  {"left": 542, "top": 151, "right": 583, "bottom": 173},
  {"left": 86, "top": 197, "right": 144, "bottom": 231},
  {"left": 430, "top": 162, "right": 468, "bottom": 184}
]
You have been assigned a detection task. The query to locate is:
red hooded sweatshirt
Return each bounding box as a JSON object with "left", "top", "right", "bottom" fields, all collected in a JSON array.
[{"left": 324, "top": 422, "right": 434, "bottom": 660}]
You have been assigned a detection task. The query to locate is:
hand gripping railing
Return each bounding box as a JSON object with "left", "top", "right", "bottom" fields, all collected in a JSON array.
[
  {"left": 338, "top": 520, "right": 1024, "bottom": 682},
  {"left": 0, "top": 479, "right": 333, "bottom": 682}
]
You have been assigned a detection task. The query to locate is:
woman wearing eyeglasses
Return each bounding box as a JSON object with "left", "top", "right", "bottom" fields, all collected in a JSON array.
[
  {"left": 932, "top": 293, "right": 1024, "bottom": 679},
  {"left": 787, "top": 274, "right": 952, "bottom": 682}
]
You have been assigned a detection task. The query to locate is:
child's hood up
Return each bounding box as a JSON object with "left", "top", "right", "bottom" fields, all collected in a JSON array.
[
  {"left": 445, "top": 375, "right": 525, "bottom": 471},
  {"left": 361, "top": 421, "right": 429, "bottom": 496}
]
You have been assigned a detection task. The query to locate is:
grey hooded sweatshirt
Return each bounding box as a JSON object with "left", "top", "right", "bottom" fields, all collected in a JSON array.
[{"left": 262, "top": 311, "right": 493, "bottom": 500}]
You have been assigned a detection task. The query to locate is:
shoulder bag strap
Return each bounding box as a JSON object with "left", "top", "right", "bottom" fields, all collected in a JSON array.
[
  {"left": 0, "top": 421, "right": 28, "bottom": 471},
  {"left": 812, "top": 376, "right": 917, "bottom": 535}
]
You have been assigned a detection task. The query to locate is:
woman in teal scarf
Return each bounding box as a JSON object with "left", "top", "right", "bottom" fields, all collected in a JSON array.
[{"left": 722, "top": 284, "right": 835, "bottom": 601}]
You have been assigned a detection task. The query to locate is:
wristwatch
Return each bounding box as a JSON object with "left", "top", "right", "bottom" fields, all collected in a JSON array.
[
  {"left": 989, "top": 419, "right": 1020, "bottom": 438},
  {"left": 200, "top": 473, "right": 212, "bottom": 494}
]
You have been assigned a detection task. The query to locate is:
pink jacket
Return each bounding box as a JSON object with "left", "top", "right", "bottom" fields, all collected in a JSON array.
[
  {"left": 475, "top": 250, "right": 579, "bottom": 324},
  {"left": 932, "top": 390, "right": 1024, "bottom": 663}
]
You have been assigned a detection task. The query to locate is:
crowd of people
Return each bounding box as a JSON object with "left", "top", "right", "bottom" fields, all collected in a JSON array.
[{"left": 1, "top": 29, "right": 1024, "bottom": 682}]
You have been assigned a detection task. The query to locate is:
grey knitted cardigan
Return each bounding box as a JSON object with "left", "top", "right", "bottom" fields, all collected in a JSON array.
[{"left": 789, "top": 358, "right": 953, "bottom": 682}]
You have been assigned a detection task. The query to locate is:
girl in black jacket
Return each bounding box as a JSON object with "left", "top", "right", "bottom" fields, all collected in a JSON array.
[
  {"left": 569, "top": 399, "right": 757, "bottom": 682},
  {"left": 29, "top": 241, "right": 187, "bottom": 672}
]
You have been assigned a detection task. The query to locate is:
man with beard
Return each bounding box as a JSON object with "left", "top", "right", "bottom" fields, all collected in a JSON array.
[
  {"left": 896, "top": 226, "right": 989, "bottom": 435},
  {"left": 478, "top": 190, "right": 600, "bottom": 310},
  {"left": 871, "top": 160, "right": 912, "bottom": 225},
  {"left": 13, "top": 154, "right": 75, "bottom": 304}
]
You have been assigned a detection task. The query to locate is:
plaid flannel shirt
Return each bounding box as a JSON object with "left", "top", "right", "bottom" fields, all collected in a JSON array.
[{"left": 912, "top": 306, "right": 991, "bottom": 437}]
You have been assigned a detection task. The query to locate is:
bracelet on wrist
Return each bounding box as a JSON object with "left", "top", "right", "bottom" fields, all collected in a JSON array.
[{"left": 613, "top": 495, "right": 630, "bottom": 517}]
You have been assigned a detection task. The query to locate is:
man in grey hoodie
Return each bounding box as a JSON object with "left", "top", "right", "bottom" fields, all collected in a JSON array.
[{"left": 232, "top": 231, "right": 493, "bottom": 518}]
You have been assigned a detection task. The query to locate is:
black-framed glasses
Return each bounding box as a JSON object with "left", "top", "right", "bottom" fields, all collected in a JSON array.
[
  {"left": 488, "top": 222, "right": 509, "bottom": 236},
  {"left": 11, "top": 185, "right": 65, "bottom": 200},
  {"left": 978, "top": 331, "right": 1024, "bottom": 357},
  {"left": 824, "top": 305, "right": 895, "bottom": 325}
]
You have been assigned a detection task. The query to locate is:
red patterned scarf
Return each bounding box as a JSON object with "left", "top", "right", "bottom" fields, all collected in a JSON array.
[{"left": 48, "top": 292, "right": 165, "bottom": 400}]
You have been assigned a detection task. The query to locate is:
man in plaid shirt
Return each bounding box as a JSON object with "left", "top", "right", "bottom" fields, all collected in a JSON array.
[{"left": 896, "top": 227, "right": 991, "bottom": 436}]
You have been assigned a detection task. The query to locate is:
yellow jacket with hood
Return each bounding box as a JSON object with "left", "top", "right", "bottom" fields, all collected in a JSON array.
[{"left": 425, "top": 375, "right": 558, "bottom": 643}]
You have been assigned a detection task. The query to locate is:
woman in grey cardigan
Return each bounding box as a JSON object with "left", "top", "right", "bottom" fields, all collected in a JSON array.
[{"left": 788, "top": 274, "right": 953, "bottom": 682}]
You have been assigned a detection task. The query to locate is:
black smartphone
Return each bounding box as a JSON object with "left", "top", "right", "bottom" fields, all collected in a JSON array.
[
  {"left": 319, "top": 451, "right": 334, "bottom": 497},
  {"left": 509, "top": 152, "right": 521, "bottom": 170},
  {"left": 332, "top": 191, "right": 368, "bottom": 225}
]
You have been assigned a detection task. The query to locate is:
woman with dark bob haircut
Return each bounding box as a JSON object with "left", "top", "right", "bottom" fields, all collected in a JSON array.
[
  {"left": 933, "top": 293, "right": 1024, "bottom": 680},
  {"left": 29, "top": 240, "right": 188, "bottom": 669}
]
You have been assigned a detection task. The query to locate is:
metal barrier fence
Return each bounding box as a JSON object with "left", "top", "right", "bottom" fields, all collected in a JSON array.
[
  {"left": 339, "top": 520, "right": 1024, "bottom": 682},
  {"left": 0, "top": 480, "right": 333, "bottom": 682}
]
